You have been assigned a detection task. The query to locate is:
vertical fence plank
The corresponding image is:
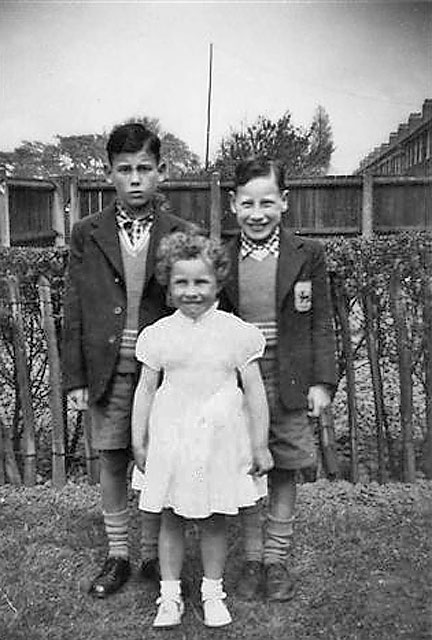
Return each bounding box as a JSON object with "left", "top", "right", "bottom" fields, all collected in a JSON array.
[
  {"left": 421, "top": 260, "right": 432, "bottom": 478},
  {"left": 333, "top": 283, "right": 359, "bottom": 483},
  {"left": 6, "top": 275, "right": 36, "bottom": 485},
  {"left": 210, "top": 172, "right": 221, "bottom": 240},
  {"left": 390, "top": 263, "right": 416, "bottom": 483},
  {"left": 362, "top": 291, "right": 388, "bottom": 482},
  {"left": 37, "top": 275, "right": 66, "bottom": 488}
]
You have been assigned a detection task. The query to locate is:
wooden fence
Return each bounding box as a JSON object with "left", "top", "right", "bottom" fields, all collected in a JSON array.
[{"left": 1, "top": 174, "right": 431, "bottom": 246}]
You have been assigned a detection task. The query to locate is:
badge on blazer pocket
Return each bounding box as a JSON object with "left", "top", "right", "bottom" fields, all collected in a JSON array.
[{"left": 294, "top": 280, "right": 312, "bottom": 312}]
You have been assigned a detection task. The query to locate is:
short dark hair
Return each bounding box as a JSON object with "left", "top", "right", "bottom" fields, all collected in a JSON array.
[
  {"left": 155, "top": 231, "right": 231, "bottom": 288},
  {"left": 106, "top": 123, "right": 161, "bottom": 165},
  {"left": 233, "top": 157, "right": 285, "bottom": 192}
]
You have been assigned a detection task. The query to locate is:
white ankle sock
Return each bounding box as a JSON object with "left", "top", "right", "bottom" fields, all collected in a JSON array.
[{"left": 159, "top": 579, "right": 181, "bottom": 600}]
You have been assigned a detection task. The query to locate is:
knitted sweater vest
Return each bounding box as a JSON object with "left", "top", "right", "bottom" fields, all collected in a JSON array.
[
  {"left": 238, "top": 254, "right": 277, "bottom": 346},
  {"left": 117, "top": 236, "right": 150, "bottom": 372}
]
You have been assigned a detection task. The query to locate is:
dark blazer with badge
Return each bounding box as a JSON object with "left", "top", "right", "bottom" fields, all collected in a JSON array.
[
  {"left": 62, "top": 200, "right": 188, "bottom": 404},
  {"left": 219, "top": 228, "right": 337, "bottom": 410}
]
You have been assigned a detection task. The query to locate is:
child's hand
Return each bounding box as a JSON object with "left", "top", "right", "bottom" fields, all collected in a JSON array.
[
  {"left": 307, "top": 384, "right": 332, "bottom": 418},
  {"left": 249, "top": 447, "right": 274, "bottom": 477},
  {"left": 133, "top": 445, "right": 148, "bottom": 474}
]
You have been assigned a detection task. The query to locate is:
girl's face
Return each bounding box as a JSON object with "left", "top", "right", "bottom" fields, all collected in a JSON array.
[{"left": 169, "top": 258, "right": 219, "bottom": 320}]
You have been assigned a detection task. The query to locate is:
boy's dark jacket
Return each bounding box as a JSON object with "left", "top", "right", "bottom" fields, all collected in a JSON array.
[
  {"left": 62, "top": 200, "right": 187, "bottom": 403},
  {"left": 219, "top": 228, "right": 337, "bottom": 410}
]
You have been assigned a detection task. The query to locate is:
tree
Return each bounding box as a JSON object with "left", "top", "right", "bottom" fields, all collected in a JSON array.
[
  {"left": 212, "top": 107, "right": 335, "bottom": 180},
  {"left": 306, "top": 105, "right": 335, "bottom": 176},
  {"left": 0, "top": 117, "right": 202, "bottom": 179}
]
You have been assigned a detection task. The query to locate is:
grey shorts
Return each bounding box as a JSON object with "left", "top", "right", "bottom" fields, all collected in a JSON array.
[
  {"left": 260, "top": 348, "right": 317, "bottom": 470},
  {"left": 89, "top": 372, "right": 136, "bottom": 451}
]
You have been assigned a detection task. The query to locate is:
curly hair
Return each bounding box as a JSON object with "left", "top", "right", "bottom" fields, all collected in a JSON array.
[{"left": 155, "top": 231, "right": 231, "bottom": 287}]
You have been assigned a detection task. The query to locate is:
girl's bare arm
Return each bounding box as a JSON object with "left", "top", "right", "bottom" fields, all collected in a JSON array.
[
  {"left": 131, "top": 364, "right": 160, "bottom": 472},
  {"left": 241, "top": 361, "right": 274, "bottom": 476}
]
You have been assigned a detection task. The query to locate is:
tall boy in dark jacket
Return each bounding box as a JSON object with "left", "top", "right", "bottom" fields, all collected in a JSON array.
[
  {"left": 220, "top": 158, "right": 337, "bottom": 602},
  {"left": 62, "top": 123, "right": 187, "bottom": 597}
]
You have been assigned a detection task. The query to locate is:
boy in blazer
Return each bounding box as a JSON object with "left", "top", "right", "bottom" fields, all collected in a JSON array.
[
  {"left": 62, "top": 123, "right": 188, "bottom": 598},
  {"left": 220, "top": 158, "right": 337, "bottom": 602}
]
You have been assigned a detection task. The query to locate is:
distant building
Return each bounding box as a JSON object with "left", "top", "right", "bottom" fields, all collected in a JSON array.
[{"left": 356, "top": 99, "right": 432, "bottom": 176}]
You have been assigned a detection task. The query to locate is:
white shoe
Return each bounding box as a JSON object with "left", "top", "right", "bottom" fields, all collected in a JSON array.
[
  {"left": 153, "top": 597, "right": 184, "bottom": 628},
  {"left": 203, "top": 598, "right": 232, "bottom": 627}
]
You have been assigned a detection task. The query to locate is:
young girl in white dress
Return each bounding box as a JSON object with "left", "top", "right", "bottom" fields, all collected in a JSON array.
[{"left": 131, "top": 231, "right": 273, "bottom": 629}]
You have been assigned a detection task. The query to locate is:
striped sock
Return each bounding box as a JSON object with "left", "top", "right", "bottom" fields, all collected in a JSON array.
[
  {"left": 104, "top": 508, "right": 129, "bottom": 559},
  {"left": 263, "top": 514, "right": 294, "bottom": 565}
]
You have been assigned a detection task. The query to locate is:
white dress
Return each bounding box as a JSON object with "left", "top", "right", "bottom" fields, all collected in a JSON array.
[{"left": 131, "top": 304, "right": 267, "bottom": 519}]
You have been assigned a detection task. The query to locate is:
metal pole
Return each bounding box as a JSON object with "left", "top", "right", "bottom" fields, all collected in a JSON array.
[{"left": 205, "top": 43, "right": 213, "bottom": 171}]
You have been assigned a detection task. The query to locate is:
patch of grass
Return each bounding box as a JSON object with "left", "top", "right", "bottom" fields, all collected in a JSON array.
[{"left": 1, "top": 480, "right": 431, "bottom": 640}]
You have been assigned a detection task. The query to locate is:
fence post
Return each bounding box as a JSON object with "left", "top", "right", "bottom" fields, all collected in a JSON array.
[
  {"left": 362, "top": 291, "right": 389, "bottom": 482},
  {"left": 333, "top": 281, "right": 359, "bottom": 483},
  {"left": 210, "top": 171, "right": 221, "bottom": 240},
  {"left": 68, "top": 176, "right": 80, "bottom": 232},
  {"left": 6, "top": 275, "right": 36, "bottom": 485},
  {"left": 390, "top": 262, "right": 416, "bottom": 483},
  {"left": 0, "top": 417, "right": 22, "bottom": 485},
  {"left": 52, "top": 180, "right": 66, "bottom": 247},
  {"left": 362, "top": 173, "right": 373, "bottom": 238},
  {"left": 0, "top": 171, "right": 10, "bottom": 247},
  {"left": 0, "top": 416, "right": 5, "bottom": 484},
  {"left": 38, "top": 275, "right": 66, "bottom": 488}
]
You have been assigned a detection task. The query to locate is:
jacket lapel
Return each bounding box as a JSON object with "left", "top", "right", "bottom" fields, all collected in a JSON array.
[
  {"left": 90, "top": 203, "right": 124, "bottom": 278},
  {"left": 223, "top": 234, "right": 241, "bottom": 311},
  {"left": 276, "top": 229, "right": 306, "bottom": 309}
]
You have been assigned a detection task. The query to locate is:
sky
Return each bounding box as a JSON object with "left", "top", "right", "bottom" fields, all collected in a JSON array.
[{"left": 0, "top": 1, "right": 431, "bottom": 174}]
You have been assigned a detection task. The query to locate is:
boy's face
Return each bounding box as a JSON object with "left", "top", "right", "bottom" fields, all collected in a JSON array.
[
  {"left": 106, "top": 147, "right": 165, "bottom": 212},
  {"left": 230, "top": 172, "right": 287, "bottom": 241}
]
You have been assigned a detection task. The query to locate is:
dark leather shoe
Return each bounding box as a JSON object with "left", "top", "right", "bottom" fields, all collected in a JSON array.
[
  {"left": 140, "top": 558, "right": 161, "bottom": 583},
  {"left": 236, "top": 561, "right": 263, "bottom": 601},
  {"left": 264, "top": 563, "right": 296, "bottom": 602},
  {"left": 89, "top": 557, "right": 130, "bottom": 598}
]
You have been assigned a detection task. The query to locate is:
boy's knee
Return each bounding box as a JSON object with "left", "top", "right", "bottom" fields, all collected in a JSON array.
[
  {"left": 269, "top": 468, "right": 296, "bottom": 485},
  {"left": 99, "top": 449, "right": 129, "bottom": 476}
]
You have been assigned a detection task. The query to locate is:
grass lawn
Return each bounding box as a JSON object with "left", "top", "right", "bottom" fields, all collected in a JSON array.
[{"left": 1, "top": 479, "right": 431, "bottom": 640}]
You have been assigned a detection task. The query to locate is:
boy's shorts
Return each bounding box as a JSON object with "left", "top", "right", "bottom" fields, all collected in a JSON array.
[
  {"left": 260, "top": 347, "right": 317, "bottom": 470},
  {"left": 90, "top": 371, "right": 136, "bottom": 450}
]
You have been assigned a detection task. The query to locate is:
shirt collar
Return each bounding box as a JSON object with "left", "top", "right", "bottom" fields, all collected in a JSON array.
[
  {"left": 115, "top": 200, "right": 155, "bottom": 226},
  {"left": 240, "top": 226, "right": 280, "bottom": 260}
]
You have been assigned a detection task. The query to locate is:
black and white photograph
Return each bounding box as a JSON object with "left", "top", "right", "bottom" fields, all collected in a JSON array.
[{"left": 0, "top": 1, "right": 431, "bottom": 639}]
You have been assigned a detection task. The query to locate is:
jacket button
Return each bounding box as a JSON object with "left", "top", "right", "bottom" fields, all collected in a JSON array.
[
  {"left": 114, "top": 277, "right": 120, "bottom": 284},
  {"left": 108, "top": 336, "right": 116, "bottom": 344},
  {"left": 114, "top": 306, "right": 123, "bottom": 315}
]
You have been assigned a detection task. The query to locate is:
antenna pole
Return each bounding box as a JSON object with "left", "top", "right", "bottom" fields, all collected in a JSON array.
[{"left": 205, "top": 43, "right": 213, "bottom": 171}]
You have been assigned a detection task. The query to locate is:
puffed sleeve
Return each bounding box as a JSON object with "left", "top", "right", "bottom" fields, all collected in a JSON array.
[
  {"left": 236, "top": 322, "right": 266, "bottom": 371},
  {"left": 135, "top": 324, "right": 162, "bottom": 370}
]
